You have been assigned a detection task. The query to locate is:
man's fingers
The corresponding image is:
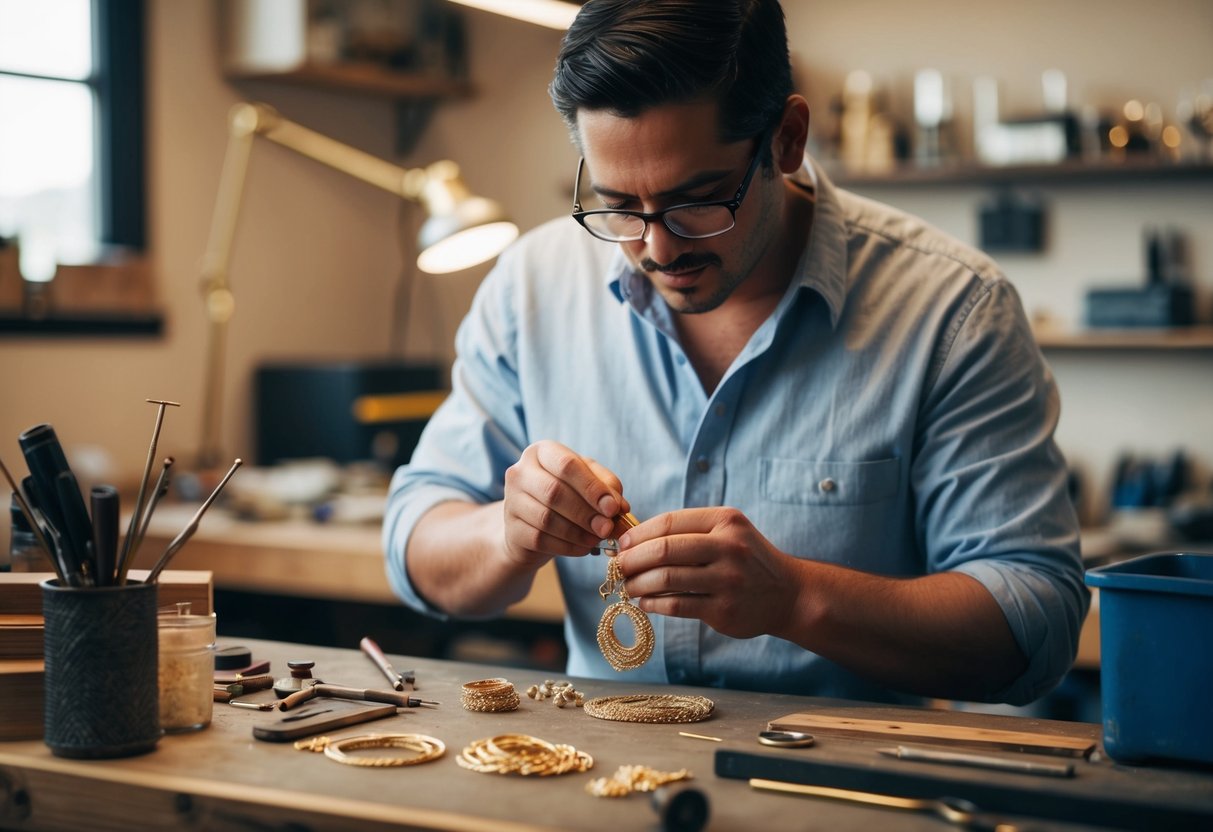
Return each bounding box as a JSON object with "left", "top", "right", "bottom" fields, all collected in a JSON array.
[
  {"left": 508, "top": 492, "right": 603, "bottom": 553},
  {"left": 535, "top": 442, "right": 622, "bottom": 519}
]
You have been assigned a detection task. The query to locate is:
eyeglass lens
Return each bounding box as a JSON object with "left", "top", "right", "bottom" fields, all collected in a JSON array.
[{"left": 581, "top": 204, "right": 736, "bottom": 242}]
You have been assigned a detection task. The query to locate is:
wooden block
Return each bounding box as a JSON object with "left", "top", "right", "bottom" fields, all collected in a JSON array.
[
  {"left": 768, "top": 712, "right": 1096, "bottom": 758},
  {"left": 0, "top": 570, "right": 213, "bottom": 616},
  {"left": 0, "top": 614, "right": 43, "bottom": 659},
  {"left": 0, "top": 658, "right": 44, "bottom": 740}
]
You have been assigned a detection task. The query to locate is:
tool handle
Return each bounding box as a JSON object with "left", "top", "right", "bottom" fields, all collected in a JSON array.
[
  {"left": 90, "top": 485, "right": 120, "bottom": 587},
  {"left": 359, "top": 637, "right": 404, "bottom": 690},
  {"left": 278, "top": 685, "right": 319, "bottom": 711},
  {"left": 314, "top": 683, "right": 413, "bottom": 707},
  {"left": 55, "top": 471, "right": 93, "bottom": 585}
]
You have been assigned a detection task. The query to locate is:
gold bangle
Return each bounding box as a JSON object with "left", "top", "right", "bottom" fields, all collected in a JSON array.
[
  {"left": 460, "top": 678, "right": 521, "bottom": 712},
  {"left": 457, "top": 734, "right": 593, "bottom": 776},
  {"left": 294, "top": 734, "right": 446, "bottom": 767}
]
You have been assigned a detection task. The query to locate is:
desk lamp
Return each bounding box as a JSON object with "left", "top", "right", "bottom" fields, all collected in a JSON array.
[{"left": 196, "top": 101, "right": 518, "bottom": 470}]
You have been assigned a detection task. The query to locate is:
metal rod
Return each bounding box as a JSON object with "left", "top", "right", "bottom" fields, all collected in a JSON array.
[
  {"left": 117, "top": 399, "right": 180, "bottom": 584},
  {"left": 877, "top": 745, "right": 1075, "bottom": 778},
  {"left": 146, "top": 458, "right": 242, "bottom": 583},
  {"left": 129, "top": 456, "right": 174, "bottom": 563},
  {"left": 0, "top": 455, "right": 65, "bottom": 581}
]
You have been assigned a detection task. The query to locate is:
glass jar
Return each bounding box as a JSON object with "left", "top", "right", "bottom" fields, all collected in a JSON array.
[{"left": 157, "top": 611, "right": 216, "bottom": 732}]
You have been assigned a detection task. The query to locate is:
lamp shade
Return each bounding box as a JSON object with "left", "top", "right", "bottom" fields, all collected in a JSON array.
[
  {"left": 413, "top": 161, "right": 518, "bottom": 273},
  {"left": 418, "top": 198, "right": 518, "bottom": 274}
]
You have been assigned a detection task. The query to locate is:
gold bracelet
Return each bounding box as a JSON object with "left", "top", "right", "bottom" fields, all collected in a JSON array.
[
  {"left": 583, "top": 694, "right": 715, "bottom": 724},
  {"left": 293, "top": 733, "right": 446, "bottom": 767},
  {"left": 460, "top": 678, "right": 521, "bottom": 712},
  {"left": 596, "top": 552, "right": 655, "bottom": 671},
  {"left": 457, "top": 734, "right": 593, "bottom": 776}
]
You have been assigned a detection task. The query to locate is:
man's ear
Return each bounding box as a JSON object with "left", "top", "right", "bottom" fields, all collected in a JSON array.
[{"left": 772, "top": 95, "right": 810, "bottom": 173}]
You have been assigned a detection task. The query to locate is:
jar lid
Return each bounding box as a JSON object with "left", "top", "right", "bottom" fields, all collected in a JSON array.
[
  {"left": 157, "top": 612, "right": 217, "bottom": 650},
  {"left": 213, "top": 645, "right": 253, "bottom": 670}
]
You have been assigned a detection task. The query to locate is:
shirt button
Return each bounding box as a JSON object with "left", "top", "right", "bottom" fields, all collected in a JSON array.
[
  {"left": 819, "top": 478, "right": 836, "bottom": 493},
  {"left": 714, "top": 404, "right": 727, "bottom": 417},
  {"left": 696, "top": 458, "right": 711, "bottom": 473},
  {"left": 676, "top": 354, "right": 687, "bottom": 365}
]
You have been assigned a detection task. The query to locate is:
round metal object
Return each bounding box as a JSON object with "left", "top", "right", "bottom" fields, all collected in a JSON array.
[{"left": 758, "top": 730, "right": 815, "bottom": 748}]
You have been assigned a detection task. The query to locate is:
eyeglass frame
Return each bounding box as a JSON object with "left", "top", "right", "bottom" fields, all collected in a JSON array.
[{"left": 570, "top": 133, "right": 768, "bottom": 243}]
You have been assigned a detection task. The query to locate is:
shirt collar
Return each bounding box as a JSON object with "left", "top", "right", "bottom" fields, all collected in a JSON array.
[{"left": 604, "top": 155, "right": 849, "bottom": 329}]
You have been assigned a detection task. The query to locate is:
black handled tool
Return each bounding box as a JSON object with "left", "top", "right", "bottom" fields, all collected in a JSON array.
[{"left": 90, "top": 485, "right": 120, "bottom": 587}]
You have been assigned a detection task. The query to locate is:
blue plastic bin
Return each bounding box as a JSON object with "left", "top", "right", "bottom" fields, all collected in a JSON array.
[{"left": 1084, "top": 552, "right": 1213, "bottom": 765}]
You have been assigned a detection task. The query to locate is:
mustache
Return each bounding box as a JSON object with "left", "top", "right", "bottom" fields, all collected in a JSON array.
[{"left": 639, "top": 252, "right": 721, "bottom": 273}]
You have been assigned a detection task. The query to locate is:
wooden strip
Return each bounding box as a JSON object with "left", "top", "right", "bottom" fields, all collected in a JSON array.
[
  {"left": 0, "top": 613, "right": 44, "bottom": 659},
  {"left": 0, "top": 570, "right": 213, "bottom": 615},
  {"left": 768, "top": 713, "right": 1095, "bottom": 758},
  {"left": 0, "top": 746, "right": 561, "bottom": 832}
]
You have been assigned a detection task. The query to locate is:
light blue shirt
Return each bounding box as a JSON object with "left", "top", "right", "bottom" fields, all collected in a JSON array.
[{"left": 384, "top": 159, "right": 1088, "bottom": 706}]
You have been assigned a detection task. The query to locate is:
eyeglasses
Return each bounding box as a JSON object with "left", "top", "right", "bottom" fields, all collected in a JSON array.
[{"left": 571, "top": 139, "right": 765, "bottom": 243}]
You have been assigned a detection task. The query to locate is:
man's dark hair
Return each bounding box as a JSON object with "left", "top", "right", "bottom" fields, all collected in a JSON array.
[{"left": 549, "top": 0, "right": 792, "bottom": 148}]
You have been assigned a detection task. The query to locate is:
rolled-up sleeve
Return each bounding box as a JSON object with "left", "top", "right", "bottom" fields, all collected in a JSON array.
[
  {"left": 914, "top": 277, "right": 1089, "bottom": 704},
  {"left": 382, "top": 251, "right": 527, "bottom": 618}
]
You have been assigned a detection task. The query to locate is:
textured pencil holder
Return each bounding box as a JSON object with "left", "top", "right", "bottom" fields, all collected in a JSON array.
[{"left": 41, "top": 578, "right": 161, "bottom": 758}]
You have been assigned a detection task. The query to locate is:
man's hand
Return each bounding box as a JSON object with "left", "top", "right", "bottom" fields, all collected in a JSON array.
[
  {"left": 502, "top": 440, "right": 629, "bottom": 568},
  {"left": 616, "top": 507, "right": 799, "bottom": 640}
]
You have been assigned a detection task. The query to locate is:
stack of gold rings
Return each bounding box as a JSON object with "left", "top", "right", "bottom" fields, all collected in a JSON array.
[
  {"left": 457, "top": 734, "right": 593, "bottom": 776},
  {"left": 460, "top": 678, "right": 521, "bottom": 712},
  {"left": 583, "top": 694, "right": 715, "bottom": 724},
  {"left": 293, "top": 734, "right": 446, "bottom": 767}
]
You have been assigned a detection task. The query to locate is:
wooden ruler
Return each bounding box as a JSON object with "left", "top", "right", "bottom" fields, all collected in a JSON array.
[{"left": 768, "top": 712, "right": 1096, "bottom": 758}]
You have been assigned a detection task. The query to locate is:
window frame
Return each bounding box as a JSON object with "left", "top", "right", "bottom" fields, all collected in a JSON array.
[
  {"left": 96, "top": 0, "right": 146, "bottom": 250},
  {"left": 0, "top": 0, "right": 156, "bottom": 337}
]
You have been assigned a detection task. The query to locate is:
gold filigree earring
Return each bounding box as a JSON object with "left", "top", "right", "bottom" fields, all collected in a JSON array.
[{"left": 596, "top": 513, "right": 654, "bottom": 671}]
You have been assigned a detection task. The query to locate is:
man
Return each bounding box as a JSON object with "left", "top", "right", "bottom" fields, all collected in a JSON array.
[{"left": 384, "top": 0, "right": 1088, "bottom": 705}]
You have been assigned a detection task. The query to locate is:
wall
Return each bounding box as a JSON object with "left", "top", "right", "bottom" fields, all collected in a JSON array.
[
  {"left": 777, "top": 0, "right": 1213, "bottom": 521},
  {"left": 1, "top": 1, "right": 1210, "bottom": 533}
]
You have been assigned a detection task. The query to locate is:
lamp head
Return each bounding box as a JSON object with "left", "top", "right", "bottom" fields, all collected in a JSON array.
[{"left": 414, "top": 162, "right": 518, "bottom": 274}]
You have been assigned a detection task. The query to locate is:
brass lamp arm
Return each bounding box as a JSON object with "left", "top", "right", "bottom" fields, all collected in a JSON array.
[
  {"left": 194, "top": 102, "right": 514, "bottom": 470},
  {"left": 196, "top": 102, "right": 430, "bottom": 470}
]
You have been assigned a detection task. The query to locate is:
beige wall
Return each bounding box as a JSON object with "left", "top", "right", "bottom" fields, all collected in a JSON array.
[{"left": 1, "top": 1, "right": 1210, "bottom": 530}]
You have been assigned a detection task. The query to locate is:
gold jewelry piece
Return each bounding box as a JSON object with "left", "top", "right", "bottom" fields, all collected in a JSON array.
[
  {"left": 293, "top": 734, "right": 445, "bottom": 767},
  {"left": 586, "top": 764, "right": 693, "bottom": 797},
  {"left": 457, "top": 734, "right": 593, "bottom": 776},
  {"left": 583, "top": 694, "right": 715, "bottom": 724},
  {"left": 596, "top": 553, "right": 655, "bottom": 671},
  {"left": 460, "top": 678, "right": 521, "bottom": 712},
  {"left": 526, "top": 679, "right": 585, "bottom": 708}
]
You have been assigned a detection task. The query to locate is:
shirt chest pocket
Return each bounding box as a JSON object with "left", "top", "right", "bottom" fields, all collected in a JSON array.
[{"left": 760, "top": 457, "right": 901, "bottom": 506}]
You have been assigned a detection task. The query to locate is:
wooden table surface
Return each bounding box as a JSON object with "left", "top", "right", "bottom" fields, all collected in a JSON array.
[{"left": 2, "top": 639, "right": 1211, "bottom": 831}]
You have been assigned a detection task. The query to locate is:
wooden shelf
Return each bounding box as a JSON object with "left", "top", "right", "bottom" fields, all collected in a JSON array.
[
  {"left": 1033, "top": 325, "right": 1213, "bottom": 350},
  {"left": 832, "top": 157, "right": 1213, "bottom": 189},
  {"left": 226, "top": 61, "right": 472, "bottom": 100},
  {"left": 0, "top": 311, "right": 163, "bottom": 337}
]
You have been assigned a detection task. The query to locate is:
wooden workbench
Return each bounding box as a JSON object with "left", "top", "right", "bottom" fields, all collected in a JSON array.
[{"left": 1, "top": 639, "right": 1210, "bottom": 831}]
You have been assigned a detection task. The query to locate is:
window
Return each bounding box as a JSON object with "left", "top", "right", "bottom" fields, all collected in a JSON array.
[{"left": 0, "top": 0, "right": 150, "bottom": 334}]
